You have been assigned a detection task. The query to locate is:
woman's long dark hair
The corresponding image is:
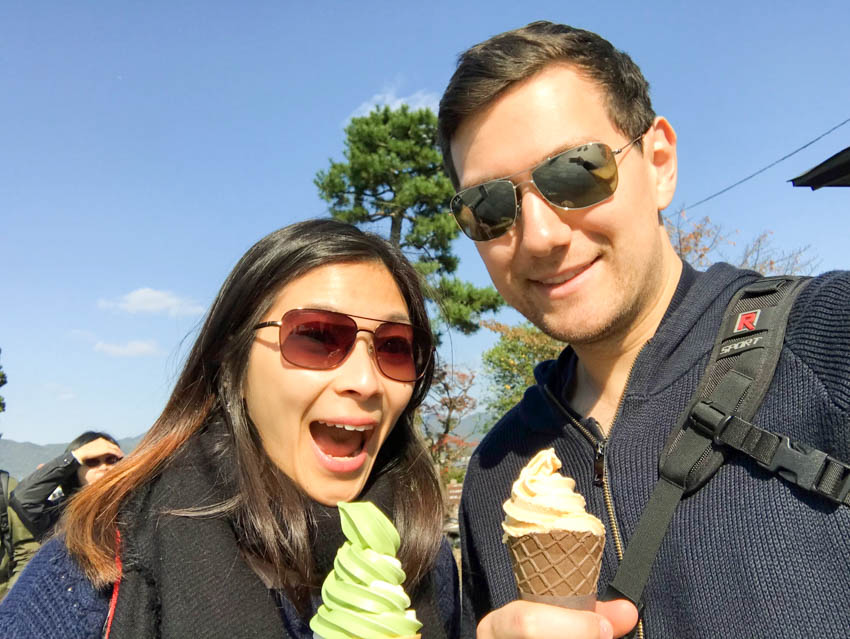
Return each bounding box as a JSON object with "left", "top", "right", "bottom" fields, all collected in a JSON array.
[{"left": 64, "top": 219, "right": 442, "bottom": 612}]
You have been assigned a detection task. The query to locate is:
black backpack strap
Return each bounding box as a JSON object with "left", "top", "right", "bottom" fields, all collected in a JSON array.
[
  {"left": 0, "top": 470, "right": 12, "bottom": 568},
  {"left": 603, "top": 275, "right": 850, "bottom": 612}
]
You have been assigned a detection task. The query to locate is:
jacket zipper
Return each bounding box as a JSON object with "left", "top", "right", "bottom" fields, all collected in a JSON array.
[{"left": 544, "top": 343, "right": 649, "bottom": 639}]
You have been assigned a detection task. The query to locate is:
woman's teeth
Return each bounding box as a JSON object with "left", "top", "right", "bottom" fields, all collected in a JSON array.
[{"left": 316, "top": 420, "right": 373, "bottom": 432}]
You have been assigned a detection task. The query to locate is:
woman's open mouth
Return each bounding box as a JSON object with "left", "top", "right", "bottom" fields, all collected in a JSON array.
[{"left": 309, "top": 420, "right": 375, "bottom": 473}]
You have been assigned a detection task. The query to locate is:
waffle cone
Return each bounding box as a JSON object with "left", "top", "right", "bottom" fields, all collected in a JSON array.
[{"left": 506, "top": 529, "right": 603, "bottom": 607}]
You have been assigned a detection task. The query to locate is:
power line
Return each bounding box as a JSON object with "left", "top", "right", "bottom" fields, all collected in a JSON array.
[{"left": 686, "top": 116, "right": 850, "bottom": 211}]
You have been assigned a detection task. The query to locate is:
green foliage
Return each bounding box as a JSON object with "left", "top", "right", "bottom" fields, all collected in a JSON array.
[
  {"left": 481, "top": 321, "right": 565, "bottom": 417},
  {"left": 0, "top": 348, "right": 6, "bottom": 413},
  {"left": 433, "top": 277, "right": 504, "bottom": 335},
  {"left": 444, "top": 466, "right": 467, "bottom": 484},
  {"left": 315, "top": 104, "right": 503, "bottom": 332}
]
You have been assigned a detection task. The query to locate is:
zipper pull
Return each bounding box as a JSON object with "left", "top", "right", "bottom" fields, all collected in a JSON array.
[{"left": 594, "top": 439, "right": 606, "bottom": 486}]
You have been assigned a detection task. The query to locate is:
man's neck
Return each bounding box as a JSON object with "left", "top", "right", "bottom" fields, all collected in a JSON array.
[{"left": 566, "top": 256, "right": 683, "bottom": 434}]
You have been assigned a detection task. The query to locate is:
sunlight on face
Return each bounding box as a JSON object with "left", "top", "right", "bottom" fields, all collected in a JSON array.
[
  {"left": 452, "top": 64, "right": 677, "bottom": 346},
  {"left": 243, "top": 261, "right": 416, "bottom": 505}
]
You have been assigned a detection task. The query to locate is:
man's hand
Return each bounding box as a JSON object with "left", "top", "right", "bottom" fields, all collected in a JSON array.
[
  {"left": 71, "top": 437, "right": 124, "bottom": 465},
  {"left": 477, "top": 599, "right": 638, "bottom": 639}
]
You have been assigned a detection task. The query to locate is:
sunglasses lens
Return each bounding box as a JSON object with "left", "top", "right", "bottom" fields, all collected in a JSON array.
[
  {"left": 451, "top": 180, "right": 517, "bottom": 241},
  {"left": 280, "top": 310, "right": 357, "bottom": 370},
  {"left": 533, "top": 143, "right": 618, "bottom": 209},
  {"left": 278, "top": 309, "right": 428, "bottom": 382},
  {"left": 84, "top": 455, "right": 121, "bottom": 468},
  {"left": 372, "top": 323, "right": 425, "bottom": 382}
]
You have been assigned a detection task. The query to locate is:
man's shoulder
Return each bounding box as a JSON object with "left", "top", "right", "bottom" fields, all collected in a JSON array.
[
  {"left": 464, "top": 381, "right": 568, "bottom": 497},
  {"left": 786, "top": 270, "right": 850, "bottom": 340},
  {"left": 784, "top": 270, "right": 850, "bottom": 401}
]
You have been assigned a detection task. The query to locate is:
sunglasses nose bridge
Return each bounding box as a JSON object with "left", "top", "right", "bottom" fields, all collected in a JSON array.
[
  {"left": 334, "top": 332, "right": 384, "bottom": 394},
  {"left": 514, "top": 177, "right": 557, "bottom": 213}
]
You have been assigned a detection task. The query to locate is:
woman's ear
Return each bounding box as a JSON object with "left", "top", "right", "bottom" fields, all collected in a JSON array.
[{"left": 648, "top": 116, "right": 678, "bottom": 211}]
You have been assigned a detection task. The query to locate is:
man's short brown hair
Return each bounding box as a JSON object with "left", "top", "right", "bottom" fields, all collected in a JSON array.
[{"left": 438, "top": 21, "right": 656, "bottom": 188}]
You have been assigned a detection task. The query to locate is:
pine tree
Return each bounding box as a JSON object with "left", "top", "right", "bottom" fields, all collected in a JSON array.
[{"left": 315, "top": 105, "right": 503, "bottom": 334}]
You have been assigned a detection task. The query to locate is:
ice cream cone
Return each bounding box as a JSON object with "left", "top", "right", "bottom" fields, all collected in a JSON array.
[
  {"left": 501, "top": 449, "right": 606, "bottom": 611},
  {"left": 506, "top": 529, "right": 603, "bottom": 610}
]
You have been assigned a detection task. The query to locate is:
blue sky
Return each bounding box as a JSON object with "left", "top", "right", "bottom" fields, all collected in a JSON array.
[{"left": 2, "top": 1, "right": 849, "bottom": 444}]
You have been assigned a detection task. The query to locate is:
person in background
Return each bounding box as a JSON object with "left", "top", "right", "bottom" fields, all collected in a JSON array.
[
  {"left": 438, "top": 20, "right": 850, "bottom": 639},
  {"left": 9, "top": 431, "right": 124, "bottom": 540},
  {"left": 0, "top": 219, "right": 459, "bottom": 639},
  {"left": 0, "top": 467, "right": 39, "bottom": 601}
]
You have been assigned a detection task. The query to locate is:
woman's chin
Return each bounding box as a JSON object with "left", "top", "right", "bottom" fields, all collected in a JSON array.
[{"left": 306, "top": 478, "right": 368, "bottom": 506}]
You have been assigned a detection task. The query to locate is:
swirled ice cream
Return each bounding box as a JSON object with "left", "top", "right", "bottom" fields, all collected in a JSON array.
[
  {"left": 503, "top": 448, "right": 605, "bottom": 609},
  {"left": 502, "top": 448, "right": 604, "bottom": 539},
  {"left": 310, "top": 501, "right": 422, "bottom": 639}
]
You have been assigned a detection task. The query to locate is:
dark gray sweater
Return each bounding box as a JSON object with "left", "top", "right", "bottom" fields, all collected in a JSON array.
[{"left": 460, "top": 263, "right": 850, "bottom": 638}]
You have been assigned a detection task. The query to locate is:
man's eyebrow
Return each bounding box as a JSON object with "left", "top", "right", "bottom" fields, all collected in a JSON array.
[{"left": 458, "top": 138, "right": 595, "bottom": 190}]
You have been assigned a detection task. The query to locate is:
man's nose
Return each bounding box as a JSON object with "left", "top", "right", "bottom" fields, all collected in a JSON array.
[{"left": 515, "top": 183, "right": 573, "bottom": 256}]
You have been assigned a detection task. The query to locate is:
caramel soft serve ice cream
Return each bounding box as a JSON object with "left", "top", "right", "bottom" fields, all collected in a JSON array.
[{"left": 502, "top": 448, "right": 605, "bottom": 609}]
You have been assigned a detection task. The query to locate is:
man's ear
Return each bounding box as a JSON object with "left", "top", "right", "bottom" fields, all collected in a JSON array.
[{"left": 648, "top": 116, "right": 678, "bottom": 211}]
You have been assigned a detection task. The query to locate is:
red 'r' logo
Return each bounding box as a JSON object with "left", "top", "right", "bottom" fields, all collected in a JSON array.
[{"left": 734, "top": 309, "right": 761, "bottom": 333}]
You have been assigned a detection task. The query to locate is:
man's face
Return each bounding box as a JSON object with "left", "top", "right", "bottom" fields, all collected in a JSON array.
[{"left": 450, "top": 63, "right": 678, "bottom": 345}]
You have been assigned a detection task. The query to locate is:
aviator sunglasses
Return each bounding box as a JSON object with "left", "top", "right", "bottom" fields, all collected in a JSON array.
[
  {"left": 450, "top": 133, "right": 645, "bottom": 241},
  {"left": 252, "top": 308, "right": 433, "bottom": 382},
  {"left": 82, "top": 454, "right": 122, "bottom": 468}
]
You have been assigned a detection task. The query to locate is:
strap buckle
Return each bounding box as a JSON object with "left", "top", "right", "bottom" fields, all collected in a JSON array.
[
  {"left": 688, "top": 401, "right": 732, "bottom": 440},
  {"left": 761, "top": 437, "right": 827, "bottom": 493}
]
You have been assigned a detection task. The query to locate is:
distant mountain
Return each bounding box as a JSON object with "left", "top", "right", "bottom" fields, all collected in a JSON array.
[
  {"left": 0, "top": 434, "right": 144, "bottom": 480},
  {"left": 455, "top": 411, "right": 497, "bottom": 441}
]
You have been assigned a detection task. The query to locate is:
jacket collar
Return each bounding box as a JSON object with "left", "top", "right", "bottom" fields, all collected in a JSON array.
[{"left": 522, "top": 262, "right": 759, "bottom": 432}]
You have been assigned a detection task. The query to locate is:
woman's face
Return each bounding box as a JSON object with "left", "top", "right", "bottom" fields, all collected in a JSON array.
[{"left": 243, "top": 261, "right": 417, "bottom": 505}]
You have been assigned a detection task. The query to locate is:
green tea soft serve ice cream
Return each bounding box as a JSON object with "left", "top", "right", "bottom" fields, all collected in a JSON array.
[
  {"left": 310, "top": 501, "right": 422, "bottom": 639},
  {"left": 503, "top": 448, "right": 605, "bottom": 610}
]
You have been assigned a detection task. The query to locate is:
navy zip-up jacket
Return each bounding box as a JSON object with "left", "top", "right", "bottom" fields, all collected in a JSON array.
[{"left": 460, "top": 263, "right": 850, "bottom": 638}]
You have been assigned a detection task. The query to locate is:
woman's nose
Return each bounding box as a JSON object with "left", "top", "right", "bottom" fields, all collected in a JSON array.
[{"left": 335, "top": 337, "right": 382, "bottom": 397}]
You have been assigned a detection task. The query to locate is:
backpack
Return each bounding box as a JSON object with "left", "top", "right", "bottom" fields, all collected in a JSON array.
[
  {"left": 604, "top": 275, "right": 850, "bottom": 617},
  {"left": 0, "top": 470, "right": 13, "bottom": 570}
]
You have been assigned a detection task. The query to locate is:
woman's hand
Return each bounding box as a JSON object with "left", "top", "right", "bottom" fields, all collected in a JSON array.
[{"left": 477, "top": 599, "right": 638, "bottom": 639}]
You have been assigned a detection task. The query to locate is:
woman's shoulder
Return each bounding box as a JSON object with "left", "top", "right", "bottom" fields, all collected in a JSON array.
[{"left": 0, "top": 536, "right": 110, "bottom": 638}]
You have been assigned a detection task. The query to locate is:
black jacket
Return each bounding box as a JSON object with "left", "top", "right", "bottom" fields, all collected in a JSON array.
[
  {"left": 1, "top": 423, "right": 460, "bottom": 638},
  {"left": 460, "top": 263, "right": 850, "bottom": 638},
  {"left": 9, "top": 451, "right": 80, "bottom": 540}
]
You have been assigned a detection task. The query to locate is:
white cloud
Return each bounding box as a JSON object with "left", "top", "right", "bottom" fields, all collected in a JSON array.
[
  {"left": 348, "top": 85, "right": 440, "bottom": 122},
  {"left": 94, "top": 340, "right": 161, "bottom": 357},
  {"left": 98, "top": 288, "right": 205, "bottom": 317}
]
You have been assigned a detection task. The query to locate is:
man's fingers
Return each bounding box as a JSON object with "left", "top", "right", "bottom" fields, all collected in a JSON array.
[
  {"left": 596, "top": 599, "right": 639, "bottom": 637},
  {"left": 73, "top": 437, "right": 124, "bottom": 461},
  {"left": 478, "top": 600, "right": 616, "bottom": 639}
]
